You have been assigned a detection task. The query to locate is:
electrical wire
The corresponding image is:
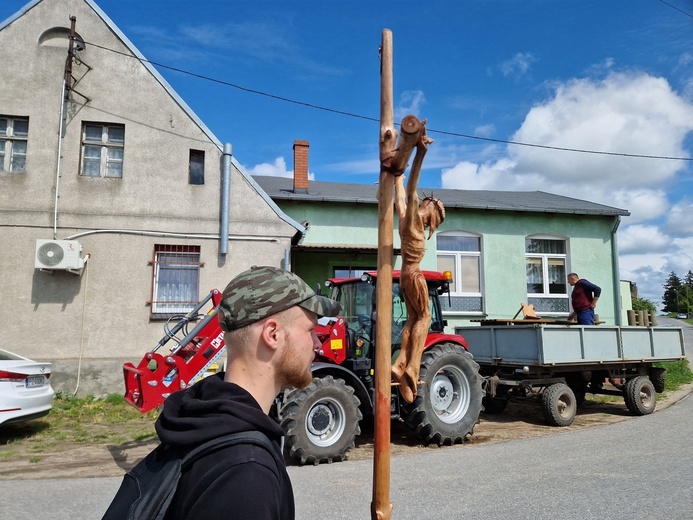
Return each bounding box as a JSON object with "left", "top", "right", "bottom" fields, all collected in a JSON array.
[
  {"left": 82, "top": 39, "right": 692, "bottom": 162},
  {"left": 657, "top": 0, "right": 693, "bottom": 19}
]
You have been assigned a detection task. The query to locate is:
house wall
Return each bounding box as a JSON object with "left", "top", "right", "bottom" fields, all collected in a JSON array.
[
  {"left": 293, "top": 250, "right": 379, "bottom": 290},
  {"left": 277, "top": 200, "right": 620, "bottom": 332},
  {"left": 282, "top": 202, "right": 400, "bottom": 249},
  {"left": 0, "top": 0, "right": 297, "bottom": 395},
  {"left": 437, "top": 210, "right": 618, "bottom": 330},
  {"left": 620, "top": 280, "right": 633, "bottom": 325}
]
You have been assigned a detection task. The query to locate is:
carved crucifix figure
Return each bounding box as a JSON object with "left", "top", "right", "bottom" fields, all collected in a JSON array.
[{"left": 391, "top": 121, "right": 445, "bottom": 403}]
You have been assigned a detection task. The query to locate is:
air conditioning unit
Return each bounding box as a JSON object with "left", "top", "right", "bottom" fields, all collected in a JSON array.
[{"left": 35, "top": 239, "right": 85, "bottom": 270}]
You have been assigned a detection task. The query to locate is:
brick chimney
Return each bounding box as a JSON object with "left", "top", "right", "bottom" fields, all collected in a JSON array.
[{"left": 293, "top": 140, "right": 309, "bottom": 194}]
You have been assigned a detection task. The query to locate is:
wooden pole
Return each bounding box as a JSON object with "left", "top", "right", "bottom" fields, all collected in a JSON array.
[{"left": 372, "top": 28, "right": 395, "bottom": 520}]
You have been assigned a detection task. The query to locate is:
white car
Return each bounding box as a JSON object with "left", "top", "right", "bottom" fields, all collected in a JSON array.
[{"left": 0, "top": 348, "right": 55, "bottom": 426}]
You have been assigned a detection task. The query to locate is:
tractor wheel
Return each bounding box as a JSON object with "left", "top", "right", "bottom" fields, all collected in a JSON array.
[
  {"left": 541, "top": 383, "right": 577, "bottom": 427},
  {"left": 401, "top": 343, "right": 484, "bottom": 445},
  {"left": 279, "top": 376, "right": 362, "bottom": 465},
  {"left": 624, "top": 376, "right": 656, "bottom": 416}
]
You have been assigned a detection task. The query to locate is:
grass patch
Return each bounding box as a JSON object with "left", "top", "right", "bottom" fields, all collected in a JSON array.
[
  {"left": 583, "top": 361, "right": 692, "bottom": 404},
  {"left": 0, "top": 393, "right": 158, "bottom": 456},
  {"left": 654, "top": 360, "right": 693, "bottom": 390}
]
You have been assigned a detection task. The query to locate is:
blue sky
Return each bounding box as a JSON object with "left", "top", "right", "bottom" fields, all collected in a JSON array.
[{"left": 3, "top": 0, "right": 693, "bottom": 305}]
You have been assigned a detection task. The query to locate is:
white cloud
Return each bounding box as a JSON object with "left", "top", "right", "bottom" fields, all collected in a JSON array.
[
  {"left": 474, "top": 124, "right": 496, "bottom": 137},
  {"left": 500, "top": 52, "right": 537, "bottom": 78},
  {"left": 618, "top": 224, "right": 671, "bottom": 254},
  {"left": 586, "top": 58, "right": 615, "bottom": 75},
  {"left": 324, "top": 157, "right": 380, "bottom": 175},
  {"left": 607, "top": 189, "right": 669, "bottom": 224},
  {"left": 395, "top": 90, "right": 426, "bottom": 120},
  {"left": 441, "top": 72, "right": 693, "bottom": 209},
  {"left": 618, "top": 257, "right": 668, "bottom": 305},
  {"left": 663, "top": 198, "right": 693, "bottom": 237},
  {"left": 619, "top": 236, "right": 693, "bottom": 303},
  {"left": 441, "top": 158, "right": 524, "bottom": 191},
  {"left": 676, "top": 52, "right": 693, "bottom": 71},
  {"left": 668, "top": 237, "right": 693, "bottom": 274},
  {"left": 439, "top": 71, "right": 693, "bottom": 305},
  {"left": 510, "top": 73, "right": 693, "bottom": 187},
  {"left": 247, "top": 156, "right": 315, "bottom": 180}
]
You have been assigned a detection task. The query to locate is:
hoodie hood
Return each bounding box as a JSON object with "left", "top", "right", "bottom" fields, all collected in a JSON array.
[{"left": 155, "top": 373, "right": 284, "bottom": 448}]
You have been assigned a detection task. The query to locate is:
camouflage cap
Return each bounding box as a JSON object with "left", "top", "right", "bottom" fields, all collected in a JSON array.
[{"left": 218, "top": 265, "right": 342, "bottom": 331}]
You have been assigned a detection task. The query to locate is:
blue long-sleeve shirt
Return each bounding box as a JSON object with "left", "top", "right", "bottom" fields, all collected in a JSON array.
[{"left": 571, "top": 279, "right": 601, "bottom": 312}]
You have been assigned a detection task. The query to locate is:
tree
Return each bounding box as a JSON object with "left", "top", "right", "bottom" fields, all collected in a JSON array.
[
  {"left": 685, "top": 270, "right": 693, "bottom": 288},
  {"left": 632, "top": 297, "right": 656, "bottom": 312},
  {"left": 662, "top": 271, "right": 683, "bottom": 312},
  {"left": 679, "top": 284, "right": 693, "bottom": 315}
]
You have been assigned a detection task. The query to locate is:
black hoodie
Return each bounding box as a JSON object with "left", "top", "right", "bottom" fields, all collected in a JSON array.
[{"left": 156, "top": 373, "right": 294, "bottom": 520}]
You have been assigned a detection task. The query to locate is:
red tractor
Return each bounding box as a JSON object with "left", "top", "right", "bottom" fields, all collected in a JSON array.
[
  {"left": 277, "top": 270, "right": 484, "bottom": 465},
  {"left": 123, "top": 270, "right": 484, "bottom": 465}
]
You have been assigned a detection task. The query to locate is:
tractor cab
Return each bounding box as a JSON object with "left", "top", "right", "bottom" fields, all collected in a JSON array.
[{"left": 318, "top": 270, "right": 452, "bottom": 369}]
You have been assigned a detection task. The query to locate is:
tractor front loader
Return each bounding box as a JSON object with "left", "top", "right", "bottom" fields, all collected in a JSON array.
[{"left": 123, "top": 289, "right": 226, "bottom": 413}]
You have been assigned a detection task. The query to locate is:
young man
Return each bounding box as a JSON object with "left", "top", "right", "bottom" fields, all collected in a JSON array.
[
  {"left": 567, "top": 272, "right": 601, "bottom": 325},
  {"left": 156, "top": 266, "right": 341, "bottom": 520}
]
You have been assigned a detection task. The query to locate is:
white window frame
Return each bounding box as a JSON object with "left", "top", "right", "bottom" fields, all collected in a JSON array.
[
  {"left": 525, "top": 235, "right": 570, "bottom": 315},
  {"left": 0, "top": 116, "right": 29, "bottom": 173},
  {"left": 150, "top": 245, "right": 202, "bottom": 317},
  {"left": 525, "top": 235, "right": 568, "bottom": 297},
  {"left": 80, "top": 123, "right": 125, "bottom": 178},
  {"left": 436, "top": 231, "right": 484, "bottom": 315}
]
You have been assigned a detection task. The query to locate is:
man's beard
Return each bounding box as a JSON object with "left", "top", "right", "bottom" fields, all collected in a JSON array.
[{"left": 277, "top": 334, "right": 313, "bottom": 390}]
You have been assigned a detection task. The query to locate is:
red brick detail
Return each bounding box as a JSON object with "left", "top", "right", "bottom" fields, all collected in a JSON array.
[{"left": 293, "top": 140, "right": 309, "bottom": 192}]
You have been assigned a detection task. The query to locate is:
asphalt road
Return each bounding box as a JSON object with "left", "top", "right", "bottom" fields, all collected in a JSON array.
[
  {"left": 2, "top": 319, "right": 690, "bottom": 519},
  {"left": 3, "top": 392, "right": 691, "bottom": 519},
  {"left": 656, "top": 315, "right": 692, "bottom": 359}
]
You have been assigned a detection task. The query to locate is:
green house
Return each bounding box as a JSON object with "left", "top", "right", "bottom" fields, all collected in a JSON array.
[{"left": 253, "top": 143, "right": 630, "bottom": 331}]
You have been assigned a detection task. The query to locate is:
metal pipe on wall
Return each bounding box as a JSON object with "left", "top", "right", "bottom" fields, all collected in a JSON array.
[
  {"left": 53, "top": 79, "right": 66, "bottom": 240},
  {"left": 283, "top": 248, "right": 291, "bottom": 271},
  {"left": 220, "top": 143, "right": 232, "bottom": 255},
  {"left": 63, "top": 229, "right": 278, "bottom": 242},
  {"left": 611, "top": 216, "right": 622, "bottom": 326}
]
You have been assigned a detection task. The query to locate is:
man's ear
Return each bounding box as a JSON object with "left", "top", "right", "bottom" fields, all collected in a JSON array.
[{"left": 259, "top": 317, "right": 282, "bottom": 352}]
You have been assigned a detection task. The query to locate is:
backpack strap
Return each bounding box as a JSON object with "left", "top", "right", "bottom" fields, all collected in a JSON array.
[{"left": 181, "top": 430, "right": 283, "bottom": 471}]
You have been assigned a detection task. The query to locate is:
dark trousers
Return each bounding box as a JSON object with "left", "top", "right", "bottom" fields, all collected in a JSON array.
[{"left": 576, "top": 308, "right": 595, "bottom": 325}]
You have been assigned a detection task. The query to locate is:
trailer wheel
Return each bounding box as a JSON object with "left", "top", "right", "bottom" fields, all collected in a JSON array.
[
  {"left": 402, "top": 343, "right": 483, "bottom": 445},
  {"left": 279, "top": 376, "right": 362, "bottom": 465},
  {"left": 541, "top": 383, "right": 577, "bottom": 427},
  {"left": 624, "top": 376, "right": 656, "bottom": 415}
]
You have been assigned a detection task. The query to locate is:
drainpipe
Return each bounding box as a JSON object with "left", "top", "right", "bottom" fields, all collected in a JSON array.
[
  {"left": 220, "top": 143, "right": 232, "bottom": 255},
  {"left": 54, "top": 79, "right": 66, "bottom": 240},
  {"left": 282, "top": 248, "right": 291, "bottom": 271},
  {"left": 611, "top": 216, "right": 622, "bottom": 326}
]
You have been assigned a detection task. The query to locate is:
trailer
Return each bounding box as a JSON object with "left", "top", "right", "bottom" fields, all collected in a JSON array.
[{"left": 455, "top": 323, "right": 687, "bottom": 426}]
